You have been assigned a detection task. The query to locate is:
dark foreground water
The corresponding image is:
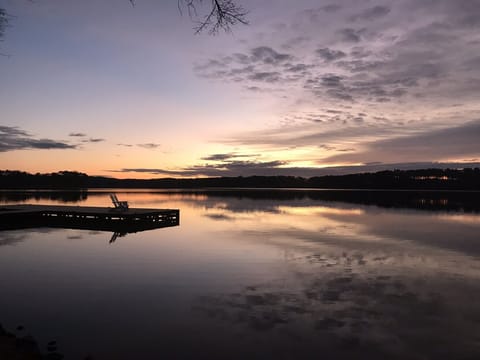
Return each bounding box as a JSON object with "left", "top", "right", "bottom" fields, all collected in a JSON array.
[{"left": 1, "top": 189, "right": 480, "bottom": 359}]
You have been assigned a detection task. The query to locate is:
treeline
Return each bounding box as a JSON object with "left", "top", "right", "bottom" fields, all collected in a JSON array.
[
  {"left": 0, "top": 168, "right": 479, "bottom": 190},
  {"left": 0, "top": 171, "right": 89, "bottom": 188}
]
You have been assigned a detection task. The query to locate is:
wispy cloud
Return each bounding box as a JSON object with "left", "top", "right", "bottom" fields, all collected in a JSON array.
[
  {"left": 321, "top": 120, "right": 480, "bottom": 164},
  {"left": 316, "top": 48, "right": 347, "bottom": 62},
  {"left": 201, "top": 153, "right": 258, "bottom": 161},
  {"left": 0, "top": 125, "right": 76, "bottom": 152},
  {"left": 82, "top": 138, "right": 105, "bottom": 143},
  {"left": 350, "top": 5, "right": 391, "bottom": 22},
  {"left": 137, "top": 143, "right": 161, "bottom": 149}
]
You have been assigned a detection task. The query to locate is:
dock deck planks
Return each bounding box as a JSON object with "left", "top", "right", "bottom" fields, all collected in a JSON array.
[{"left": 0, "top": 204, "right": 180, "bottom": 233}]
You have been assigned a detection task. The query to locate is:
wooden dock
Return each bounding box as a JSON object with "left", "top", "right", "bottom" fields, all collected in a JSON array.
[{"left": 0, "top": 204, "right": 180, "bottom": 233}]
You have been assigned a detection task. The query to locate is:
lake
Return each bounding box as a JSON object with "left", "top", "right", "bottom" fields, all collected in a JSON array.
[{"left": 1, "top": 189, "right": 480, "bottom": 359}]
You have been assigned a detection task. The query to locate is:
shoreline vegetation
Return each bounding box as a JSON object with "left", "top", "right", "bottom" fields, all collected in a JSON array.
[{"left": 0, "top": 168, "right": 479, "bottom": 190}]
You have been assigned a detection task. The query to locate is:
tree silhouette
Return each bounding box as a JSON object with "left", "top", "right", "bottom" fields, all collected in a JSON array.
[
  {"left": 129, "top": 1, "right": 248, "bottom": 34},
  {"left": 180, "top": 0, "right": 248, "bottom": 34}
]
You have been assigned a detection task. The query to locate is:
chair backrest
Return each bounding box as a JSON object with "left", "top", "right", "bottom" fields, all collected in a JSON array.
[
  {"left": 110, "top": 193, "right": 128, "bottom": 210},
  {"left": 110, "top": 194, "right": 121, "bottom": 208}
]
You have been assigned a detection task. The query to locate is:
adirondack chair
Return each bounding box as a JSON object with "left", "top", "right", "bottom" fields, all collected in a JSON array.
[{"left": 110, "top": 194, "right": 129, "bottom": 210}]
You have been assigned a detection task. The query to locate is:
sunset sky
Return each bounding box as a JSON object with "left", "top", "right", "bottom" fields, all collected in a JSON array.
[{"left": 1, "top": 0, "right": 479, "bottom": 178}]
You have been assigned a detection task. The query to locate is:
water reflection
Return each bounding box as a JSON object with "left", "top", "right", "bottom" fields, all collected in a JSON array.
[
  {"left": 0, "top": 228, "right": 122, "bottom": 246},
  {"left": 194, "top": 267, "right": 480, "bottom": 359},
  {"left": 2, "top": 188, "right": 480, "bottom": 212},
  {"left": 0, "top": 190, "right": 88, "bottom": 203},
  {"left": 0, "top": 232, "right": 27, "bottom": 247},
  {"left": 147, "top": 189, "right": 480, "bottom": 213},
  {"left": 0, "top": 191, "right": 479, "bottom": 359},
  {"left": 188, "top": 194, "right": 480, "bottom": 358}
]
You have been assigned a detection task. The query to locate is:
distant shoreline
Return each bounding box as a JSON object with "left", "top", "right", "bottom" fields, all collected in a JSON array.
[{"left": 1, "top": 168, "right": 479, "bottom": 191}]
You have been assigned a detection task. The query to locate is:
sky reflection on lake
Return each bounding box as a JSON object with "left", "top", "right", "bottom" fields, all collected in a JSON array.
[{"left": 0, "top": 190, "right": 479, "bottom": 359}]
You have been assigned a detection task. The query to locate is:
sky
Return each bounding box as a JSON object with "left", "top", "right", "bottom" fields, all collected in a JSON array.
[{"left": 0, "top": 0, "right": 479, "bottom": 178}]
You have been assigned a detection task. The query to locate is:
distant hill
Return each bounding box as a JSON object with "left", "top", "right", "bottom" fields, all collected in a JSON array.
[{"left": 0, "top": 168, "right": 479, "bottom": 190}]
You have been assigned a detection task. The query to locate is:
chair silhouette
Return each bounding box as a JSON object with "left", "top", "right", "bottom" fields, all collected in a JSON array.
[{"left": 110, "top": 194, "right": 129, "bottom": 211}]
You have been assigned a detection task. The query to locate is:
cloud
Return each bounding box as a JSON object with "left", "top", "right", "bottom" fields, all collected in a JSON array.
[
  {"left": 201, "top": 153, "right": 257, "bottom": 161},
  {"left": 316, "top": 48, "right": 347, "bottom": 62},
  {"left": 226, "top": 120, "right": 406, "bottom": 150},
  {"left": 195, "top": 0, "right": 480, "bottom": 108},
  {"left": 350, "top": 6, "right": 391, "bottom": 22},
  {"left": 321, "top": 74, "right": 343, "bottom": 87},
  {"left": 137, "top": 143, "right": 161, "bottom": 149},
  {"left": 338, "top": 28, "right": 364, "bottom": 43},
  {"left": 0, "top": 125, "right": 76, "bottom": 152},
  {"left": 82, "top": 138, "right": 105, "bottom": 143},
  {"left": 285, "top": 63, "right": 311, "bottom": 72},
  {"left": 250, "top": 46, "right": 293, "bottom": 65},
  {"left": 304, "top": 74, "right": 356, "bottom": 101},
  {"left": 249, "top": 71, "right": 281, "bottom": 82},
  {"left": 321, "top": 4, "right": 342, "bottom": 13},
  {"left": 218, "top": 114, "right": 479, "bottom": 167},
  {"left": 321, "top": 120, "right": 480, "bottom": 164},
  {"left": 68, "top": 133, "right": 104, "bottom": 144},
  {"left": 194, "top": 45, "right": 299, "bottom": 86},
  {"left": 0, "top": 126, "right": 28, "bottom": 137},
  {"left": 202, "top": 153, "right": 235, "bottom": 161}
]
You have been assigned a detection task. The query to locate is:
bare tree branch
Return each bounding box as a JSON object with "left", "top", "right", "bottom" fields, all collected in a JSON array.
[
  {"left": 135, "top": 0, "right": 248, "bottom": 34},
  {"left": 179, "top": 0, "right": 248, "bottom": 34}
]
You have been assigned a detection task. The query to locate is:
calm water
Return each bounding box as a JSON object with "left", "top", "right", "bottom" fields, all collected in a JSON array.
[{"left": 1, "top": 190, "right": 480, "bottom": 359}]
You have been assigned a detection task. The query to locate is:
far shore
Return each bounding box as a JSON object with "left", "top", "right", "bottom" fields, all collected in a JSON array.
[{"left": 1, "top": 168, "right": 479, "bottom": 191}]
